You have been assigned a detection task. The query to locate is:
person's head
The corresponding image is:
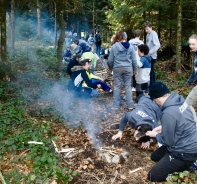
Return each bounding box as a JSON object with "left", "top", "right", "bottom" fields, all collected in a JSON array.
[
  {"left": 66, "top": 46, "right": 71, "bottom": 50},
  {"left": 116, "top": 31, "right": 126, "bottom": 42},
  {"left": 73, "top": 38, "right": 79, "bottom": 45},
  {"left": 97, "top": 31, "right": 100, "bottom": 34},
  {"left": 111, "top": 34, "right": 118, "bottom": 45},
  {"left": 188, "top": 34, "right": 197, "bottom": 52},
  {"left": 134, "top": 124, "right": 152, "bottom": 142},
  {"left": 134, "top": 29, "right": 142, "bottom": 38},
  {"left": 149, "top": 82, "right": 170, "bottom": 106},
  {"left": 79, "top": 58, "right": 92, "bottom": 70},
  {"left": 143, "top": 21, "right": 153, "bottom": 34},
  {"left": 138, "top": 44, "right": 149, "bottom": 57}
]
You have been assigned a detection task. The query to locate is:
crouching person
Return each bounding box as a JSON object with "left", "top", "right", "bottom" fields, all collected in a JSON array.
[
  {"left": 68, "top": 58, "right": 101, "bottom": 98},
  {"left": 146, "top": 82, "right": 197, "bottom": 182},
  {"left": 112, "top": 96, "right": 161, "bottom": 149}
]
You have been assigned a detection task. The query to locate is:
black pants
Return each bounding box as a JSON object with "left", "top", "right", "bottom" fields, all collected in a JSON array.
[
  {"left": 148, "top": 146, "right": 194, "bottom": 182},
  {"left": 150, "top": 58, "right": 156, "bottom": 87}
]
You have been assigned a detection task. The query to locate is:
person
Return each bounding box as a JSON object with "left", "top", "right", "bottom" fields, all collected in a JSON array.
[
  {"left": 187, "top": 34, "right": 197, "bottom": 85},
  {"left": 135, "top": 44, "right": 151, "bottom": 102},
  {"left": 112, "top": 96, "right": 161, "bottom": 149},
  {"left": 129, "top": 30, "right": 144, "bottom": 91},
  {"left": 95, "top": 31, "right": 102, "bottom": 56},
  {"left": 88, "top": 33, "right": 95, "bottom": 53},
  {"left": 108, "top": 30, "right": 138, "bottom": 109},
  {"left": 143, "top": 21, "right": 160, "bottom": 87},
  {"left": 62, "top": 46, "right": 72, "bottom": 62},
  {"left": 66, "top": 54, "right": 81, "bottom": 76},
  {"left": 185, "top": 85, "right": 197, "bottom": 106},
  {"left": 73, "top": 38, "right": 92, "bottom": 54},
  {"left": 68, "top": 58, "right": 101, "bottom": 98},
  {"left": 145, "top": 82, "right": 197, "bottom": 182},
  {"left": 81, "top": 51, "right": 99, "bottom": 74}
]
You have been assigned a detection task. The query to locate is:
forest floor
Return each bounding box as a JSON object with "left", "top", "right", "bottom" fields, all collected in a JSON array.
[{"left": 1, "top": 59, "right": 196, "bottom": 184}]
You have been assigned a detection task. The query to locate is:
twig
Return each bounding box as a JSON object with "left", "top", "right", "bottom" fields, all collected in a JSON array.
[
  {"left": 0, "top": 170, "right": 6, "bottom": 184},
  {"left": 10, "top": 148, "right": 31, "bottom": 161},
  {"left": 129, "top": 167, "right": 143, "bottom": 173},
  {"left": 111, "top": 171, "right": 118, "bottom": 184},
  {"left": 84, "top": 172, "right": 104, "bottom": 184}
]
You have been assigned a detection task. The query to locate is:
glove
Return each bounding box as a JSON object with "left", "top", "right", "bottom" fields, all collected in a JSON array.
[{"left": 112, "top": 131, "right": 123, "bottom": 140}]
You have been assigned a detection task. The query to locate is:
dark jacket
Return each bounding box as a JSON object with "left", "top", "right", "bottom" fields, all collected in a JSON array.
[
  {"left": 119, "top": 96, "right": 161, "bottom": 131},
  {"left": 68, "top": 66, "right": 97, "bottom": 94},
  {"left": 156, "top": 92, "right": 197, "bottom": 157},
  {"left": 66, "top": 58, "right": 79, "bottom": 76}
]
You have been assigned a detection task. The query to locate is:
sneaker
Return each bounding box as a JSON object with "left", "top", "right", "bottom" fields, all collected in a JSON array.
[
  {"left": 132, "top": 87, "right": 136, "bottom": 92},
  {"left": 109, "top": 89, "right": 113, "bottom": 93},
  {"left": 128, "top": 104, "right": 136, "bottom": 110}
]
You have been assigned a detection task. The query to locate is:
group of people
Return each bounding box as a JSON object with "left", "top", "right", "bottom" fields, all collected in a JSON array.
[
  {"left": 65, "top": 21, "right": 197, "bottom": 182},
  {"left": 112, "top": 34, "right": 197, "bottom": 182}
]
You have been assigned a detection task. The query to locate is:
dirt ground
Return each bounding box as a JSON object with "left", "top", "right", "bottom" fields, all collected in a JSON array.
[{"left": 53, "top": 89, "right": 168, "bottom": 184}]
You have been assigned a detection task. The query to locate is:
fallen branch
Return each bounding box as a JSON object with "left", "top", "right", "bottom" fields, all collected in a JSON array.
[
  {"left": 129, "top": 167, "right": 143, "bottom": 174},
  {"left": 64, "top": 149, "right": 85, "bottom": 158},
  {"left": 0, "top": 170, "right": 6, "bottom": 184},
  {"left": 111, "top": 171, "right": 118, "bottom": 184},
  {"left": 28, "top": 141, "right": 43, "bottom": 145}
]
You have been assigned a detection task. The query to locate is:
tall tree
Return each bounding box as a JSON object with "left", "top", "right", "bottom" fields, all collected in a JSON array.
[
  {"left": 37, "top": 0, "right": 41, "bottom": 38},
  {"left": 0, "top": 0, "right": 7, "bottom": 62},
  {"left": 10, "top": 0, "right": 15, "bottom": 55},
  {"left": 176, "top": 0, "right": 182, "bottom": 74}
]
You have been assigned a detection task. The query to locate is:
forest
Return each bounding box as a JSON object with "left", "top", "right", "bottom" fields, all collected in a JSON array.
[{"left": 0, "top": 0, "right": 197, "bottom": 183}]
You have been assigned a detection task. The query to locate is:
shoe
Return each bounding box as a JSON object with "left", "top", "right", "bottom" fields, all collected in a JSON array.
[
  {"left": 128, "top": 104, "right": 136, "bottom": 110},
  {"left": 109, "top": 89, "right": 113, "bottom": 93},
  {"left": 132, "top": 87, "right": 136, "bottom": 92}
]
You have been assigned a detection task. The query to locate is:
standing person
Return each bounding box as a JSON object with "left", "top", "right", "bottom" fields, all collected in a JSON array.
[
  {"left": 135, "top": 44, "right": 151, "bottom": 102},
  {"left": 129, "top": 29, "right": 144, "bottom": 91},
  {"left": 143, "top": 21, "right": 160, "bottom": 87},
  {"left": 88, "top": 33, "right": 95, "bottom": 53},
  {"left": 146, "top": 82, "right": 197, "bottom": 182},
  {"left": 95, "top": 31, "right": 102, "bottom": 56},
  {"left": 108, "top": 31, "right": 138, "bottom": 110},
  {"left": 187, "top": 34, "right": 197, "bottom": 85}
]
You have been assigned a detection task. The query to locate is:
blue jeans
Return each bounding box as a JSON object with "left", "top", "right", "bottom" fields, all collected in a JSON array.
[
  {"left": 91, "top": 79, "right": 111, "bottom": 91},
  {"left": 136, "top": 81, "right": 150, "bottom": 102},
  {"left": 113, "top": 67, "right": 134, "bottom": 108},
  {"left": 188, "top": 70, "right": 197, "bottom": 85},
  {"left": 96, "top": 45, "right": 101, "bottom": 56}
]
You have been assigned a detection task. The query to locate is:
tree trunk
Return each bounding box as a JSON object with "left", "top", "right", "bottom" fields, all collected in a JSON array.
[
  {"left": 176, "top": 0, "right": 182, "bottom": 74},
  {"left": 11, "top": 0, "right": 15, "bottom": 56},
  {"left": 158, "top": 7, "right": 161, "bottom": 39},
  {"left": 0, "top": 0, "right": 7, "bottom": 62},
  {"left": 57, "top": 10, "right": 66, "bottom": 71},
  {"left": 37, "top": 0, "right": 41, "bottom": 38},
  {"left": 54, "top": 2, "right": 57, "bottom": 49}
]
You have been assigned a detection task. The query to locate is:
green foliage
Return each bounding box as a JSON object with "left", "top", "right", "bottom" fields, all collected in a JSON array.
[{"left": 166, "top": 170, "right": 197, "bottom": 183}]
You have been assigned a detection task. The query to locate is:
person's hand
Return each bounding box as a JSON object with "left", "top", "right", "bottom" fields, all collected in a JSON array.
[
  {"left": 152, "top": 125, "right": 162, "bottom": 133},
  {"left": 112, "top": 131, "right": 123, "bottom": 140},
  {"left": 97, "top": 84, "right": 101, "bottom": 88},
  {"left": 146, "top": 130, "right": 158, "bottom": 138},
  {"left": 134, "top": 72, "right": 138, "bottom": 77},
  {"left": 141, "top": 141, "right": 150, "bottom": 149}
]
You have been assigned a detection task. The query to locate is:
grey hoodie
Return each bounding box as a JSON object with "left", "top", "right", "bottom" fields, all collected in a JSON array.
[
  {"left": 156, "top": 92, "right": 197, "bottom": 155},
  {"left": 119, "top": 96, "right": 161, "bottom": 131},
  {"left": 108, "top": 42, "right": 137, "bottom": 72}
]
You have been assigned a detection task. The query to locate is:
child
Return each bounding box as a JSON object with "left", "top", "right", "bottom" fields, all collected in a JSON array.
[
  {"left": 69, "top": 58, "right": 101, "bottom": 97},
  {"left": 135, "top": 44, "right": 151, "bottom": 102},
  {"left": 88, "top": 33, "right": 95, "bottom": 53},
  {"left": 62, "top": 46, "right": 72, "bottom": 62},
  {"left": 112, "top": 96, "right": 161, "bottom": 149}
]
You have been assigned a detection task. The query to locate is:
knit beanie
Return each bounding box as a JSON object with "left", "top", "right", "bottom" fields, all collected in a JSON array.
[{"left": 149, "top": 82, "right": 170, "bottom": 100}]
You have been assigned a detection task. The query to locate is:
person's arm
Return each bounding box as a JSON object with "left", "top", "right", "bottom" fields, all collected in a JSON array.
[
  {"left": 152, "top": 114, "right": 176, "bottom": 146},
  {"left": 81, "top": 70, "right": 98, "bottom": 89},
  {"left": 185, "top": 85, "right": 197, "bottom": 106},
  {"left": 149, "top": 31, "right": 160, "bottom": 55},
  {"left": 108, "top": 47, "right": 115, "bottom": 69},
  {"left": 112, "top": 112, "right": 132, "bottom": 140},
  {"left": 130, "top": 45, "right": 138, "bottom": 73}
]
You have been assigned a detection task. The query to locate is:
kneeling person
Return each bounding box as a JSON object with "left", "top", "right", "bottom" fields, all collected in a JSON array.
[{"left": 112, "top": 96, "right": 161, "bottom": 149}]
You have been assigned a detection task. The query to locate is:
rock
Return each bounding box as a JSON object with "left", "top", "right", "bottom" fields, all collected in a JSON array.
[
  {"left": 111, "top": 155, "right": 120, "bottom": 164},
  {"left": 102, "top": 153, "right": 112, "bottom": 163}
]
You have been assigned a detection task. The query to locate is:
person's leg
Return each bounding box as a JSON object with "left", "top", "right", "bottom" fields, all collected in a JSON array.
[
  {"left": 135, "top": 83, "right": 144, "bottom": 103},
  {"left": 188, "top": 70, "right": 195, "bottom": 85},
  {"left": 122, "top": 67, "right": 134, "bottom": 108},
  {"left": 91, "top": 79, "right": 111, "bottom": 91},
  {"left": 150, "top": 58, "right": 156, "bottom": 87},
  {"left": 113, "top": 68, "right": 123, "bottom": 108},
  {"left": 148, "top": 151, "right": 193, "bottom": 182},
  {"left": 98, "top": 45, "right": 101, "bottom": 56}
]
